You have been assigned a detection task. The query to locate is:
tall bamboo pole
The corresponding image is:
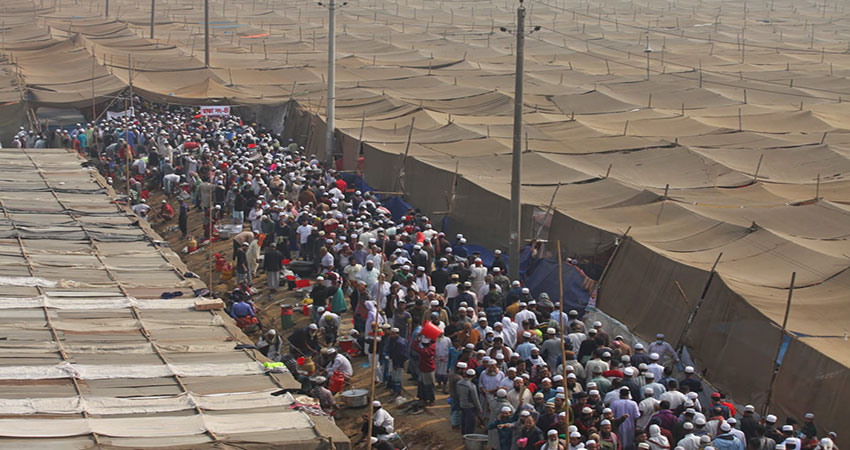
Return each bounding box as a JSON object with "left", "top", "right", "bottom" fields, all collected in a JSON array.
[
  {"left": 208, "top": 182, "right": 213, "bottom": 292},
  {"left": 365, "top": 286, "right": 382, "bottom": 447},
  {"left": 557, "top": 241, "right": 568, "bottom": 419}
]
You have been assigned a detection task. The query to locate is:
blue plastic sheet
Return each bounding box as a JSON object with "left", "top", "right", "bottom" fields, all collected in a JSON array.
[
  {"left": 522, "top": 255, "right": 591, "bottom": 315},
  {"left": 382, "top": 196, "right": 413, "bottom": 223}
]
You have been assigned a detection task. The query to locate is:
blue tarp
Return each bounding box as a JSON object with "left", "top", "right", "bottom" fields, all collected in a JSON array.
[
  {"left": 382, "top": 196, "right": 413, "bottom": 223},
  {"left": 338, "top": 173, "right": 412, "bottom": 222},
  {"left": 464, "top": 244, "right": 497, "bottom": 268},
  {"left": 523, "top": 255, "right": 591, "bottom": 315},
  {"left": 345, "top": 173, "right": 589, "bottom": 311},
  {"left": 340, "top": 173, "right": 373, "bottom": 195}
]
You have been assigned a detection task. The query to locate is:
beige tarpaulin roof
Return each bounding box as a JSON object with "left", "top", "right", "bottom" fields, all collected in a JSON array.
[
  {"left": 0, "top": 148, "right": 348, "bottom": 449},
  {"left": 2, "top": 0, "right": 850, "bottom": 440}
]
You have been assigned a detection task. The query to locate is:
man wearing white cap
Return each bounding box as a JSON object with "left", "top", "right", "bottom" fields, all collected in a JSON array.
[
  {"left": 739, "top": 405, "right": 759, "bottom": 443},
  {"left": 470, "top": 258, "right": 488, "bottom": 293},
  {"left": 642, "top": 371, "right": 666, "bottom": 399},
  {"left": 611, "top": 386, "right": 640, "bottom": 449},
  {"left": 515, "top": 300, "right": 536, "bottom": 329},
  {"left": 680, "top": 365, "right": 703, "bottom": 394},
  {"left": 412, "top": 333, "right": 437, "bottom": 406},
  {"left": 457, "top": 368, "right": 483, "bottom": 435},
  {"left": 515, "top": 331, "right": 536, "bottom": 360},
  {"left": 257, "top": 329, "right": 284, "bottom": 362},
  {"left": 637, "top": 387, "right": 660, "bottom": 429},
  {"left": 362, "top": 400, "right": 394, "bottom": 440},
  {"left": 713, "top": 421, "right": 744, "bottom": 450},
  {"left": 541, "top": 328, "right": 564, "bottom": 369},
  {"left": 507, "top": 376, "right": 532, "bottom": 409},
  {"left": 479, "top": 360, "right": 506, "bottom": 411},
  {"left": 648, "top": 333, "right": 679, "bottom": 366},
  {"left": 646, "top": 353, "right": 665, "bottom": 382},
  {"left": 449, "top": 362, "right": 468, "bottom": 428},
  {"left": 725, "top": 418, "right": 746, "bottom": 447},
  {"left": 541, "top": 429, "right": 566, "bottom": 450},
  {"left": 762, "top": 414, "right": 783, "bottom": 442},
  {"left": 322, "top": 347, "right": 353, "bottom": 378},
  {"left": 487, "top": 405, "right": 514, "bottom": 450},
  {"left": 677, "top": 422, "right": 701, "bottom": 450}
]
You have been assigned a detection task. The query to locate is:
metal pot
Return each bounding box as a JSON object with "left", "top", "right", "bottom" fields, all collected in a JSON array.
[
  {"left": 340, "top": 388, "right": 369, "bottom": 408},
  {"left": 463, "top": 434, "right": 489, "bottom": 450}
]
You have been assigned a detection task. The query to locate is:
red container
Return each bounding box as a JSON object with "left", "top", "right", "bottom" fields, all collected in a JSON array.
[
  {"left": 286, "top": 275, "right": 296, "bottom": 281},
  {"left": 329, "top": 370, "right": 345, "bottom": 393},
  {"left": 302, "top": 304, "right": 311, "bottom": 316},
  {"left": 338, "top": 337, "right": 354, "bottom": 353},
  {"left": 214, "top": 253, "right": 226, "bottom": 272},
  {"left": 421, "top": 321, "right": 442, "bottom": 341}
]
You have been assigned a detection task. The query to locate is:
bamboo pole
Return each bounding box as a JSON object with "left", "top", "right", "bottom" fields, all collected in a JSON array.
[
  {"left": 557, "top": 241, "right": 568, "bottom": 419},
  {"left": 675, "top": 252, "right": 723, "bottom": 354},
  {"left": 124, "top": 95, "right": 130, "bottom": 197},
  {"left": 208, "top": 182, "right": 213, "bottom": 291},
  {"left": 393, "top": 116, "right": 416, "bottom": 193},
  {"left": 763, "top": 272, "right": 796, "bottom": 416},
  {"left": 594, "top": 226, "right": 631, "bottom": 303},
  {"left": 365, "top": 288, "right": 382, "bottom": 448}
]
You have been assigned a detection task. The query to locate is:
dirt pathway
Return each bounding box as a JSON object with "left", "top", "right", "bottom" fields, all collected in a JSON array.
[{"left": 145, "top": 191, "right": 469, "bottom": 449}]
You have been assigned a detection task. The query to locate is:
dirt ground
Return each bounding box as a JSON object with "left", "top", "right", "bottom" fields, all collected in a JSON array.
[{"left": 144, "top": 190, "right": 469, "bottom": 450}]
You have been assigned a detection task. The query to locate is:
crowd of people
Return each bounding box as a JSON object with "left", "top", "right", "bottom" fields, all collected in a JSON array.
[{"left": 53, "top": 100, "right": 839, "bottom": 450}]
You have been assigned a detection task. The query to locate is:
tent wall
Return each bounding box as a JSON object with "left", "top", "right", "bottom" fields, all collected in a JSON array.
[
  {"left": 362, "top": 144, "right": 402, "bottom": 193},
  {"left": 772, "top": 338, "right": 850, "bottom": 439},
  {"left": 446, "top": 177, "right": 512, "bottom": 250},
  {"left": 234, "top": 103, "right": 290, "bottom": 135},
  {"left": 548, "top": 210, "right": 618, "bottom": 258},
  {"left": 0, "top": 102, "right": 28, "bottom": 145},
  {"left": 596, "top": 238, "right": 820, "bottom": 426},
  {"left": 403, "top": 157, "right": 458, "bottom": 219}
]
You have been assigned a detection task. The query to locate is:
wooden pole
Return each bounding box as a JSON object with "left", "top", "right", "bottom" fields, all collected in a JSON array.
[
  {"left": 594, "top": 226, "right": 631, "bottom": 304},
  {"left": 753, "top": 153, "right": 764, "bottom": 182},
  {"left": 124, "top": 95, "right": 130, "bottom": 197},
  {"left": 365, "top": 288, "right": 382, "bottom": 447},
  {"left": 815, "top": 173, "right": 820, "bottom": 200},
  {"left": 673, "top": 281, "right": 690, "bottom": 308},
  {"left": 208, "top": 182, "right": 213, "bottom": 291},
  {"left": 763, "top": 272, "right": 796, "bottom": 416},
  {"left": 675, "top": 252, "right": 723, "bottom": 353},
  {"left": 534, "top": 182, "right": 561, "bottom": 241},
  {"left": 91, "top": 53, "right": 97, "bottom": 125},
  {"left": 393, "top": 116, "right": 415, "bottom": 193},
  {"left": 557, "top": 241, "right": 568, "bottom": 418}
]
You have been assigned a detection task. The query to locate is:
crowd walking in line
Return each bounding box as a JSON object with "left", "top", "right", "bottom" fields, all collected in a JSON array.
[{"left": 41, "top": 101, "right": 840, "bottom": 450}]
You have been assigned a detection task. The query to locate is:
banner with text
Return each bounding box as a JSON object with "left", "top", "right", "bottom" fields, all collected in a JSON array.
[
  {"left": 199, "top": 106, "right": 231, "bottom": 116},
  {"left": 106, "top": 108, "right": 134, "bottom": 120}
]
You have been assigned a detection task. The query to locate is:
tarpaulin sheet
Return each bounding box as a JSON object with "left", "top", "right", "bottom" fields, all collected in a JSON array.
[
  {"left": 523, "top": 256, "right": 592, "bottom": 315},
  {"left": 0, "top": 147, "right": 341, "bottom": 448}
]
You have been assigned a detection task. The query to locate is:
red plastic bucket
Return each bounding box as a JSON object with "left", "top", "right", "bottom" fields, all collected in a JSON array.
[
  {"left": 421, "top": 321, "right": 442, "bottom": 341},
  {"left": 338, "top": 337, "right": 354, "bottom": 353}
]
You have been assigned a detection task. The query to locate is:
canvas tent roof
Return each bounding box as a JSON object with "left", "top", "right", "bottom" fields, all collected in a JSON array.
[
  {"left": 0, "top": 148, "right": 348, "bottom": 449},
  {"left": 2, "top": 0, "right": 850, "bottom": 441}
]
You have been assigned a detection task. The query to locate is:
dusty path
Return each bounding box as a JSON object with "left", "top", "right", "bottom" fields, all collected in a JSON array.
[{"left": 145, "top": 191, "right": 469, "bottom": 449}]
